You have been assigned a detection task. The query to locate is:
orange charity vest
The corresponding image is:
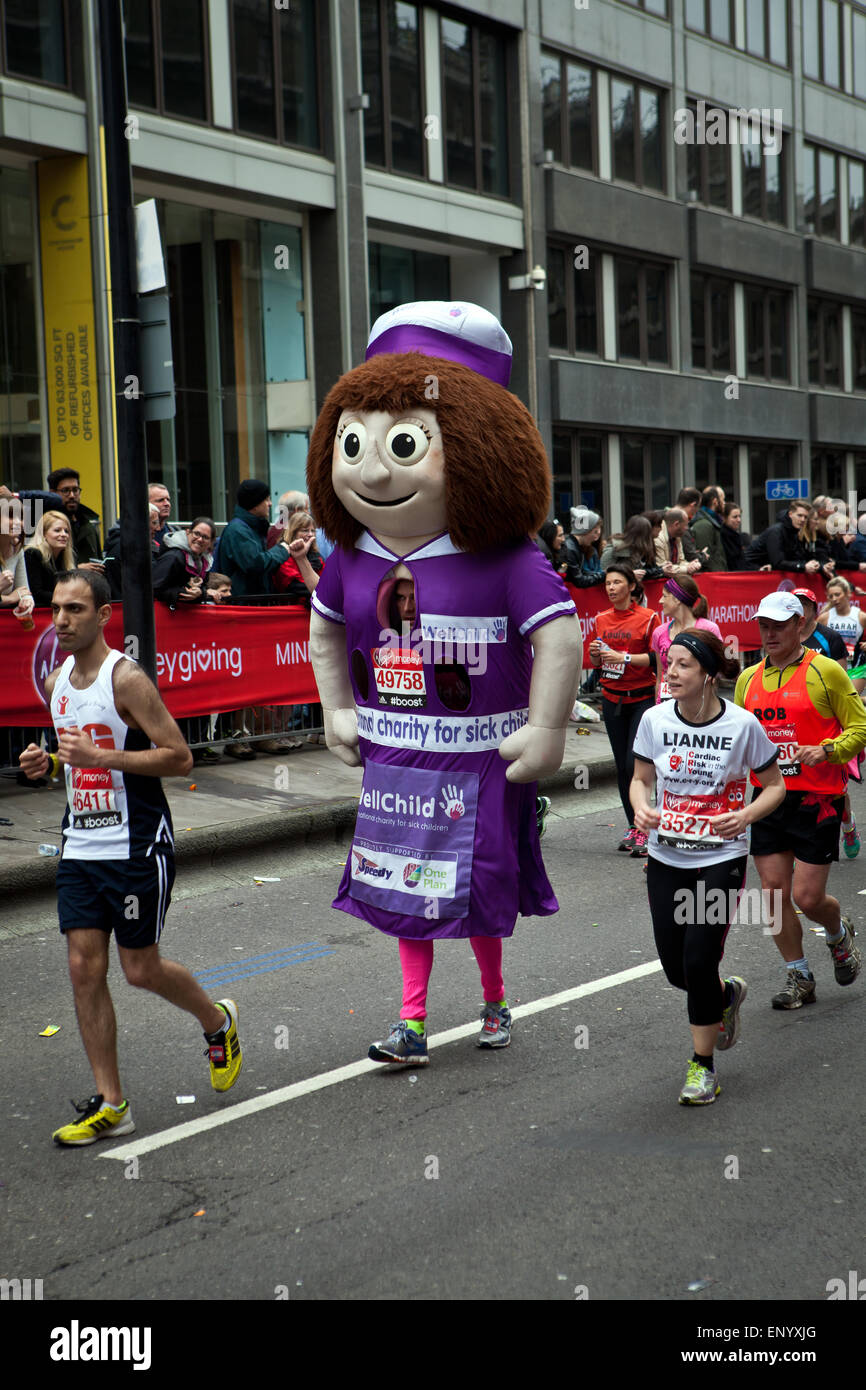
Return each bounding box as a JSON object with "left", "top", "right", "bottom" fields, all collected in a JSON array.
[{"left": 742, "top": 650, "right": 845, "bottom": 793}]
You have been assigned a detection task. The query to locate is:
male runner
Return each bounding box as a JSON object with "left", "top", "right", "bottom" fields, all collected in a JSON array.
[
  {"left": 20, "top": 570, "right": 242, "bottom": 1145},
  {"left": 735, "top": 591, "right": 866, "bottom": 1008}
]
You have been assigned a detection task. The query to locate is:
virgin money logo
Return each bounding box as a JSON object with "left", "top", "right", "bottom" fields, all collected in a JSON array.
[{"left": 32, "top": 627, "right": 64, "bottom": 704}]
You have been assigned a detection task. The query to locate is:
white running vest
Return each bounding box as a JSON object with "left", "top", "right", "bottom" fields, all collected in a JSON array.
[{"left": 51, "top": 649, "right": 173, "bottom": 860}]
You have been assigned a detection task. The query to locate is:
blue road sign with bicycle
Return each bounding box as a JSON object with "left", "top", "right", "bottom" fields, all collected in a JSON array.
[{"left": 765, "top": 479, "right": 809, "bottom": 501}]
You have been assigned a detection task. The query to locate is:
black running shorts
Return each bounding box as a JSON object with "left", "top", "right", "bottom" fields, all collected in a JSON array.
[
  {"left": 748, "top": 789, "right": 844, "bottom": 865},
  {"left": 57, "top": 855, "right": 176, "bottom": 948}
]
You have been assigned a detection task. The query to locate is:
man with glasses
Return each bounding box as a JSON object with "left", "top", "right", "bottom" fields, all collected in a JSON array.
[{"left": 47, "top": 468, "right": 103, "bottom": 569}]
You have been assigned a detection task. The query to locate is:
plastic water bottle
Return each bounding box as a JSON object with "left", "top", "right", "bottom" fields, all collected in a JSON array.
[{"left": 38, "top": 844, "right": 60, "bottom": 857}]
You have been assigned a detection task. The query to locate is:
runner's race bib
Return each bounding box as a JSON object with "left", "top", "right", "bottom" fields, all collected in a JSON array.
[
  {"left": 658, "top": 779, "right": 746, "bottom": 852},
  {"left": 69, "top": 767, "right": 121, "bottom": 829},
  {"left": 658, "top": 679, "right": 673, "bottom": 701},
  {"left": 766, "top": 726, "right": 800, "bottom": 778},
  {"left": 371, "top": 646, "right": 426, "bottom": 709}
]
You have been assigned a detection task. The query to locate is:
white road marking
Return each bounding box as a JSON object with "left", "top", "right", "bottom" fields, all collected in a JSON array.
[{"left": 99, "top": 960, "right": 662, "bottom": 1161}]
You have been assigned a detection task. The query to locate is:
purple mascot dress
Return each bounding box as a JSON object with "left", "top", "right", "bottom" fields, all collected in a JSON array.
[{"left": 312, "top": 531, "right": 576, "bottom": 940}]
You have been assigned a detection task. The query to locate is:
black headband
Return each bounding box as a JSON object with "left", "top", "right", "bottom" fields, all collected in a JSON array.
[{"left": 669, "top": 632, "right": 719, "bottom": 676}]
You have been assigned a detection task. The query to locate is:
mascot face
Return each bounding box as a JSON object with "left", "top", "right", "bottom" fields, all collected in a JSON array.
[{"left": 332, "top": 405, "right": 448, "bottom": 541}]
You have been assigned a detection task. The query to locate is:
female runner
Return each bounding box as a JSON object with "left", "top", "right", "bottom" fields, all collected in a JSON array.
[
  {"left": 630, "top": 631, "right": 785, "bottom": 1104},
  {"left": 589, "top": 563, "right": 659, "bottom": 856},
  {"left": 651, "top": 575, "right": 722, "bottom": 702}
]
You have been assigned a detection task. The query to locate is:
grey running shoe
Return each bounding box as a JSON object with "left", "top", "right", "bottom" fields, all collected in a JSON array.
[
  {"left": 617, "top": 828, "right": 636, "bottom": 852},
  {"left": 368, "top": 1021, "right": 429, "bottom": 1066},
  {"left": 716, "top": 976, "right": 747, "bottom": 1051},
  {"left": 536, "top": 795, "right": 552, "bottom": 838},
  {"left": 678, "top": 1060, "right": 721, "bottom": 1106},
  {"left": 828, "top": 916, "right": 861, "bottom": 986},
  {"left": 771, "top": 968, "right": 816, "bottom": 1010},
  {"left": 477, "top": 1003, "right": 512, "bottom": 1049}
]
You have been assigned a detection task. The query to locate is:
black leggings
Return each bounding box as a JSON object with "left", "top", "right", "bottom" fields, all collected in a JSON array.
[
  {"left": 602, "top": 694, "right": 655, "bottom": 825},
  {"left": 646, "top": 854, "right": 748, "bottom": 1025}
]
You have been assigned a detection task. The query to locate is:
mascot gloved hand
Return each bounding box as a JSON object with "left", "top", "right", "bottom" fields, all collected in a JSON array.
[{"left": 307, "top": 301, "right": 582, "bottom": 1068}]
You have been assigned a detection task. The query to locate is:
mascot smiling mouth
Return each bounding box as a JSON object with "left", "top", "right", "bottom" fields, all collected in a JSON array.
[{"left": 353, "top": 491, "right": 417, "bottom": 507}]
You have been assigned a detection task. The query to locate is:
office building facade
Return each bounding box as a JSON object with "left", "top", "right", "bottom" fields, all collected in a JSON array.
[{"left": 0, "top": 0, "right": 864, "bottom": 535}]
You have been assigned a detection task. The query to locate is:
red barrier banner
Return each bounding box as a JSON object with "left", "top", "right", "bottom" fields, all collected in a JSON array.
[
  {"left": 1, "top": 605, "right": 319, "bottom": 725},
  {"left": 567, "top": 572, "right": 843, "bottom": 651},
  {"left": 2, "top": 571, "right": 857, "bottom": 725}
]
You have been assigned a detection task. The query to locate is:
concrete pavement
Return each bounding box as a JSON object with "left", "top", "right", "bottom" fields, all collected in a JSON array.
[{"left": 0, "top": 720, "right": 616, "bottom": 895}]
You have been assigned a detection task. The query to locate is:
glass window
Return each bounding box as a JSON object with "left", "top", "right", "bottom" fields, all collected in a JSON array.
[
  {"left": 853, "top": 311, "right": 866, "bottom": 392},
  {"left": 162, "top": 3, "right": 207, "bottom": 122},
  {"left": 639, "top": 87, "right": 662, "bottom": 191},
  {"left": 4, "top": 0, "right": 67, "bottom": 85},
  {"left": 232, "top": 0, "right": 318, "bottom": 149},
  {"left": 685, "top": 0, "right": 705, "bottom": 31},
  {"left": 823, "top": 305, "right": 840, "bottom": 387},
  {"left": 709, "top": 0, "right": 731, "bottom": 43},
  {"left": 645, "top": 264, "right": 667, "bottom": 362},
  {"left": 850, "top": 161, "right": 865, "bottom": 247},
  {"left": 691, "top": 274, "right": 706, "bottom": 370},
  {"left": 822, "top": 0, "right": 840, "bottom": 88},
  {"left": 0, "top": 168, "right": 42, "bottom": 490},
  {"left": 547, "top": 246, "right": 568, "bottom": 350},
  {"left": 567, "top": 62, "right": 593, "bottom": 171},
  {"left": 855, "top": 10, "right": 866, "bottom": 101},
  {"left": 768, "top": 0, "right": 789, "bottom": 66},
  {"left": 361, "top": 0, "right": 385, "bottom": 167},
  {"left": 803, "top": 0, "right": 820, "bottom": 78},
  {"left": 443, "top": 19, "right": 476, "bottom": 190},
  {"left": 649, "top": 441, "right": 672, "bottom": 511},
  {"left": 541, "top": 52, "right": 562, "bottom": 163},
  {"left": 808, "top": 300, "right": 841, "bottom": 388},
  {"left": 442, "top": 15, "right": 509, "bottom": 196},
  {"left": 611, "top": 79, "right": 663, "bottom": 190},
  {"left": 745, "top": 0, "right": 765, "bottom": 56},
  {"left": 611, "top": 80, "right": 635, "bottom": 185},
  {"left": 768, "top": 292, "right": 787, "bottom": 381},
  {"left": 742, "top": 142, "right": 762, "bottom": 218},
  {"left": 552, "top": 431, "right": 574, "bottom": 524},
  {"left": 479, "top": 29, "right": 508, "bottom": 196},
  {"left": 764, "top": 144, "right": 784, "bottom": 224},
  {"left": 710, "top": 281, "right": 731, "bottom": 372},
  {"left": 622, "top": 436, "right": 646, "bottom": 521},
  {"left": 804, "top": 147, "right": 818, "bottom": 233},
  {"left": 819, "top": 149, "right": 837, "bottom": 238},
  {"left": 368, "top": 243, "right": 450, "bottom": 322},
  {"left": 746, "top": 289, "right": 765, "bottom": 377},
  {"left": 281, "top": 0, "right": 319, "bottom": 151},
  {"left": 616, "top": 259, "right": 641, "bottom": 360},
  {"left": 125, "top": 0, "right": 156, "bottom": 108},
  {"left": 233, "top": 0, "right": 276, "bottom": 139},
  {"left": 574, "top": 255, "right": 598, "bottom": 355}
]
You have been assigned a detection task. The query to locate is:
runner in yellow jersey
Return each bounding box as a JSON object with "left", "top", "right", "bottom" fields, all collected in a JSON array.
[{"left": 735, "top": 592, "right": 866, "bottom": 1008}]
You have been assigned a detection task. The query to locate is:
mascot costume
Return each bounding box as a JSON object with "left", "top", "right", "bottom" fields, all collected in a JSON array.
[{"left": 308, "top": 301, "right": 581, "bottom": 1065}]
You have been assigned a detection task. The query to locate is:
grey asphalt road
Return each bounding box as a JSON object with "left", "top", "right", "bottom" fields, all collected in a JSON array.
[{"left": 2, "top": 779, "right": 866, "bottom": 1317}]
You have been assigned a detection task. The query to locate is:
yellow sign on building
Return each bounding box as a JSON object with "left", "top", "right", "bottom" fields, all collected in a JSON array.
[{"left": 37, "top": 156, "right": 101, "bottom": 501}]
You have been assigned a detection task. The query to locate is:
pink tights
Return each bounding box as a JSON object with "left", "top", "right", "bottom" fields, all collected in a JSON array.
[{"left": 398, "top": 936, "right": 504, "bottom": 1021}]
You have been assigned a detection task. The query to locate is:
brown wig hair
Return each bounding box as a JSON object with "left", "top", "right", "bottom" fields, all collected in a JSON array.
[{"left": 307, "top": 352, "right": 551, "bottom": 553}]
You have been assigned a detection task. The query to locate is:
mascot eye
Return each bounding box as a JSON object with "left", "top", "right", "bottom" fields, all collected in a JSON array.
[
  {"left": 385, "top": 423, "right": 430, "bottom": 466},
  {"left": 338, "top": 423, "right": 367, "bottom": 463}
]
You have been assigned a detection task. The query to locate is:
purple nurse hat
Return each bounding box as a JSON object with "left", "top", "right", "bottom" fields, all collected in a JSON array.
[{"left": 365, "top": 301, "right": 513, "bottom": 387}]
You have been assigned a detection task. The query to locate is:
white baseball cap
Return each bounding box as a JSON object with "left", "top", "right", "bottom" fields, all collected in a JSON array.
[{"left": 756, "top": 592, "right": 804, "bottom": 622}]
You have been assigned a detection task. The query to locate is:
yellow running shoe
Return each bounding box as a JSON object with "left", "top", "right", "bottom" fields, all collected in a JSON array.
[
  {"left": 53, "top": 1095, "right": 135, "bottom": 1147},
  {"left": 204, "top": 999, "right": 242, "bottom": 1092}
]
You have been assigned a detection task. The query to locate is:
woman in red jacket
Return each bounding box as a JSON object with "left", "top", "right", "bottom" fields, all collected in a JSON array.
[{"left": 589, "top": 563, "right": 660, "bottom": 856}]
